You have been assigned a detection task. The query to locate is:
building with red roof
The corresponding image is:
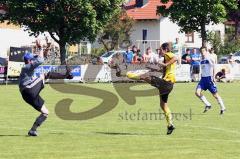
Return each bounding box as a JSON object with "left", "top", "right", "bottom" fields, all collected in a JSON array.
[
  {"left": 124, "top": 0, "right": 225, "bottom": 53},
  {"left": 125, "top": 0, "right": 171, "bottom": 20}
]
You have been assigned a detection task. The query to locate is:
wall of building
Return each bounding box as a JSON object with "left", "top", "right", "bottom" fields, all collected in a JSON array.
[
  {"left": 130, "top": 20, "right": 161, "bottom": 52},
  {"left": 159, "top": 17, "right": 184, "bottom": 44},
  {"left": 129, "top": 17, "right": 225, "bottom": 53},
  {"left": 0, "top": 28, "right": 37, "bottom": 57}
]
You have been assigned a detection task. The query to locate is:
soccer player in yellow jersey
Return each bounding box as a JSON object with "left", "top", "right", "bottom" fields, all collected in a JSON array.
[{"left": 137, "top": 43, "right": 177, "bottom": 135}]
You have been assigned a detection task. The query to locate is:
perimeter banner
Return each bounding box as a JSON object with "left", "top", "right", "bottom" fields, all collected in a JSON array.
[
  {"left": 7, "top": 61, "right": 24, "bottom": 77},
  {"left": 0, "top": 66, "right": 6, "bottom": 77},
  {"left": 34, "top": 65, "right": 81, "bottom": 79}
]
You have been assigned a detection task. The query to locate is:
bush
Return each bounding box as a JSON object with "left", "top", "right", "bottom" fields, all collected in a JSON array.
[
  {"left": 67, "top": 55, "right": 92, "bottom": 65},
  {"left": 219, "top": 37, "right": 240, "bottom": 55},
  {"left": 207, "top": 31, "right": 222, "bottom": 54},
  {"left": 91, "top": 47, "right": 106, "bottom": 57},
  {"left": 208, "top": 31, "right": 240, "bottom": 55}
]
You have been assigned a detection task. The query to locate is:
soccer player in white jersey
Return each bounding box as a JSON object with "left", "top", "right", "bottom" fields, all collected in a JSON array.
[{"left": 195, "top": 47, "right": 226, "bottom": 115}]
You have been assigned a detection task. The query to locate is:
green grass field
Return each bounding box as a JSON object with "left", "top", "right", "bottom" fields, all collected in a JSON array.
[{"left": 0, "top": 83, "right": 240, "bottom": 159}]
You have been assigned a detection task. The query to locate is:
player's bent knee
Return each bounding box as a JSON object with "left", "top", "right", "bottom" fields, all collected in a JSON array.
[
  {"left": 212, "top": 93, "right": 219, "bottom": 99},
  {"left": 41, "top": 105, "right": 49, "bottom": 115},
  {"left": 41, "top": 110, "right": 49, "bottom": 116},
  {"left": 195, "top": 92, "right": 201, "bottom": 97}
]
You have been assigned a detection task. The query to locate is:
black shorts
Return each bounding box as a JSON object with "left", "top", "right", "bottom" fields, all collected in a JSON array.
[
  {"left": 150, "top": 76, "right": 174, "bottom": 103},
  {"left": 160, "top": 94, "right": 170, "bottom": 103},
  {"left": 20, "top": 78, "right": 45, "bottom": 112},
  {"left": 191, "top": 65, "right": 200, "bottom": 74}
]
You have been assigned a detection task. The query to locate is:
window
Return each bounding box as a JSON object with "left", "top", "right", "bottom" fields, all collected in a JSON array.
[
  {"left": 143, "top": 0, "right": 148, "bottom": 6},
  {"left": 136, "top": 0, "right": 148, "bottom": 8},
  {"left": 185, "top": 32, "right": 194, "bottom": 43},
  {"left": 136, "top": 0, "right": 143, "bottom": 7},
  {"left": 142, "top": 29, "right": 147, "bottom": 43}
]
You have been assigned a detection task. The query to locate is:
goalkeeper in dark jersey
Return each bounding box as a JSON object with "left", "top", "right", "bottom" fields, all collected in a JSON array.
[{"left": 19, "top": 39, "right": 73, "bottom": 136}]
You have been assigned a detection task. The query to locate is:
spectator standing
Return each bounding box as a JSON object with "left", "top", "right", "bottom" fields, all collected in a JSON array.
[
  {"left": 209, "top": 48, "right": 218, "bottom": 64},
  {"left": 132, "top": 49, "right": 142, "bottom": 64},
  {"left": 228, "top": 53, "right": 235, "bottom": 65},
  {"left": 142, "top": 47, "right": 159, "bottom": 64},
  {"left": 96, "top": 57, "right": 103, "bottom": 65},
  {"left": 132, "top": 45, "right": 142, "bottom": 64},
  {"left": 181, "top": 48, "right": 191, "bottom": 64},
  {"left": 172, "top": 38, "right": 182, "bottom": 64},
  {"left": 227, "top": 53, "right": 235, "bottom": 82},
  {"left": 142, "top": 47, "right": 152, "bottom": 63},
  {"left": 124, "top": 46, "right": 134, "bottom": 64},
  {"left": 132, "top": 45, "right": 138, "bottom": 54},
  {"left": 190, "top": 48, "right": 201, "bottom": 81}
]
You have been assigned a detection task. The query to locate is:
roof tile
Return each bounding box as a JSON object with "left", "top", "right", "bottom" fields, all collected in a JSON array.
[{"left": 125, "top": 0, "right": 172, "bottom": 20}]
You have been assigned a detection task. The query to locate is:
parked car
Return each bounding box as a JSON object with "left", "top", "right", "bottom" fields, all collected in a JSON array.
[
  {"left": 219, "top": 52, "right": 240, "bottom": 64},
  {"left": 232, "top": 52, "right": 240, "bottom": 63},
  {"left": 100, "top": 50, "right": 125, "bottom": 64},
  {"left": 218, "top": 55, "right": 228, "bottom": 64}
]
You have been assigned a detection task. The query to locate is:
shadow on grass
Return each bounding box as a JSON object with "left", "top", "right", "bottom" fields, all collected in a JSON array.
[
  {"left": 95, "top": 132, "right": 160, "bottom": 136},
  {"left": 0, "top": 134, "right": 26, "bottom": 137}
]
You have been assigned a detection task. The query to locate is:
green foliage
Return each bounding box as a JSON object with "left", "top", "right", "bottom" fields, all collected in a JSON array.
[
  {"left": 0, "top": 0, "right": 123, "bottom": 64},
  {"left": 225, "top": 24, "right": 236, "bottom": 40},
  {"left": 98, "top": 10, "right": 135, "bottom": 51},
  {"left": 207, "top": 31, "right": 222, "bottom": 54},
  {"left": 91, "top": 47, "right": 105, "bottom": 57},
  {"left": 208, "top": 31, "right": 240, "bottom": 55},
  {"left": 227, "top": 0, "right": 240, "bottom": 38},
  {"left": 219, "top": 37, "right": 240, "bottom": 55},
  {"left": 158, "top": 0, "right": 238, "bottom": 47},
  {"left": 67, "top": 55, "right": 92, "bottom": 65}
]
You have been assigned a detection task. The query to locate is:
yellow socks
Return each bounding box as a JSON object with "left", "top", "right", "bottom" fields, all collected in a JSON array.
[
  {"left": 126, "top": 71, "right": 141, "bottom": 80},
  {"left": 126, "top": 70, "right": 149, "bottom": 80},
  {"left": 163, "top": 107, "right": 173, "bottom": 126}
]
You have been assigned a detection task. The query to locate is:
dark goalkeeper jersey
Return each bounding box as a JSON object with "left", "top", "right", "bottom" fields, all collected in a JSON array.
[{"left": 19, "top": 56, "right": 44, "bottom": 90}]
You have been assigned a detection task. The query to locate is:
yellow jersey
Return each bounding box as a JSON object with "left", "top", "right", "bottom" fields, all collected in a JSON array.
[{"left": 163, "top": 52, "right": 176, "bottom": 83}]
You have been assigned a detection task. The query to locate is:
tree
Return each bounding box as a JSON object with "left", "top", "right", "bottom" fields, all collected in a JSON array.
[
  {"left": 158, "top": 0, "right": 238, "bottom": 47},
  {"left": 207, "top": 31, "right": 222, "bottom": 54},
  {"left": 0, "top": 0, "right": 123, "bottom": 64},
  {"left": 228, "top": 0, "right": 240, "bottom": 39},
  {"left": 98, "top": 10, "right": 134, "bottom": 51}
]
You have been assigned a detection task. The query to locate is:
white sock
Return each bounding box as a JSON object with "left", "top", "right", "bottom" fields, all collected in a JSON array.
[
  {"left": 199, "top": 96, "right": 211, "bottom": 106},
  {"left": 217, "top": 96, "right": 226, "bottom": 110}
]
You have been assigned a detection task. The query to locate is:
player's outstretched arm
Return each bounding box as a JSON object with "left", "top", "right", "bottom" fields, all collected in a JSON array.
[
  {"left": 43, "top": 37, "right": 51, "bottom": 58},
  {"left": 28, "top": 39, "right": 45, "bottom": 70},
  {"left": 35, "top": 39, "right": 44, "bottom": 58},
  {"left": 35, "top": 38, "right": 51, "bottom": 58}
]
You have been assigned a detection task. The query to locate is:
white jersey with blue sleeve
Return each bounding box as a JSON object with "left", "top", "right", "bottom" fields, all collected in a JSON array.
[
  {"left": 197, "top": 55, "right": 217, "bottom": 93},
  {"left": 200, "top": 55, "right": 215, "bottom": 77}
]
